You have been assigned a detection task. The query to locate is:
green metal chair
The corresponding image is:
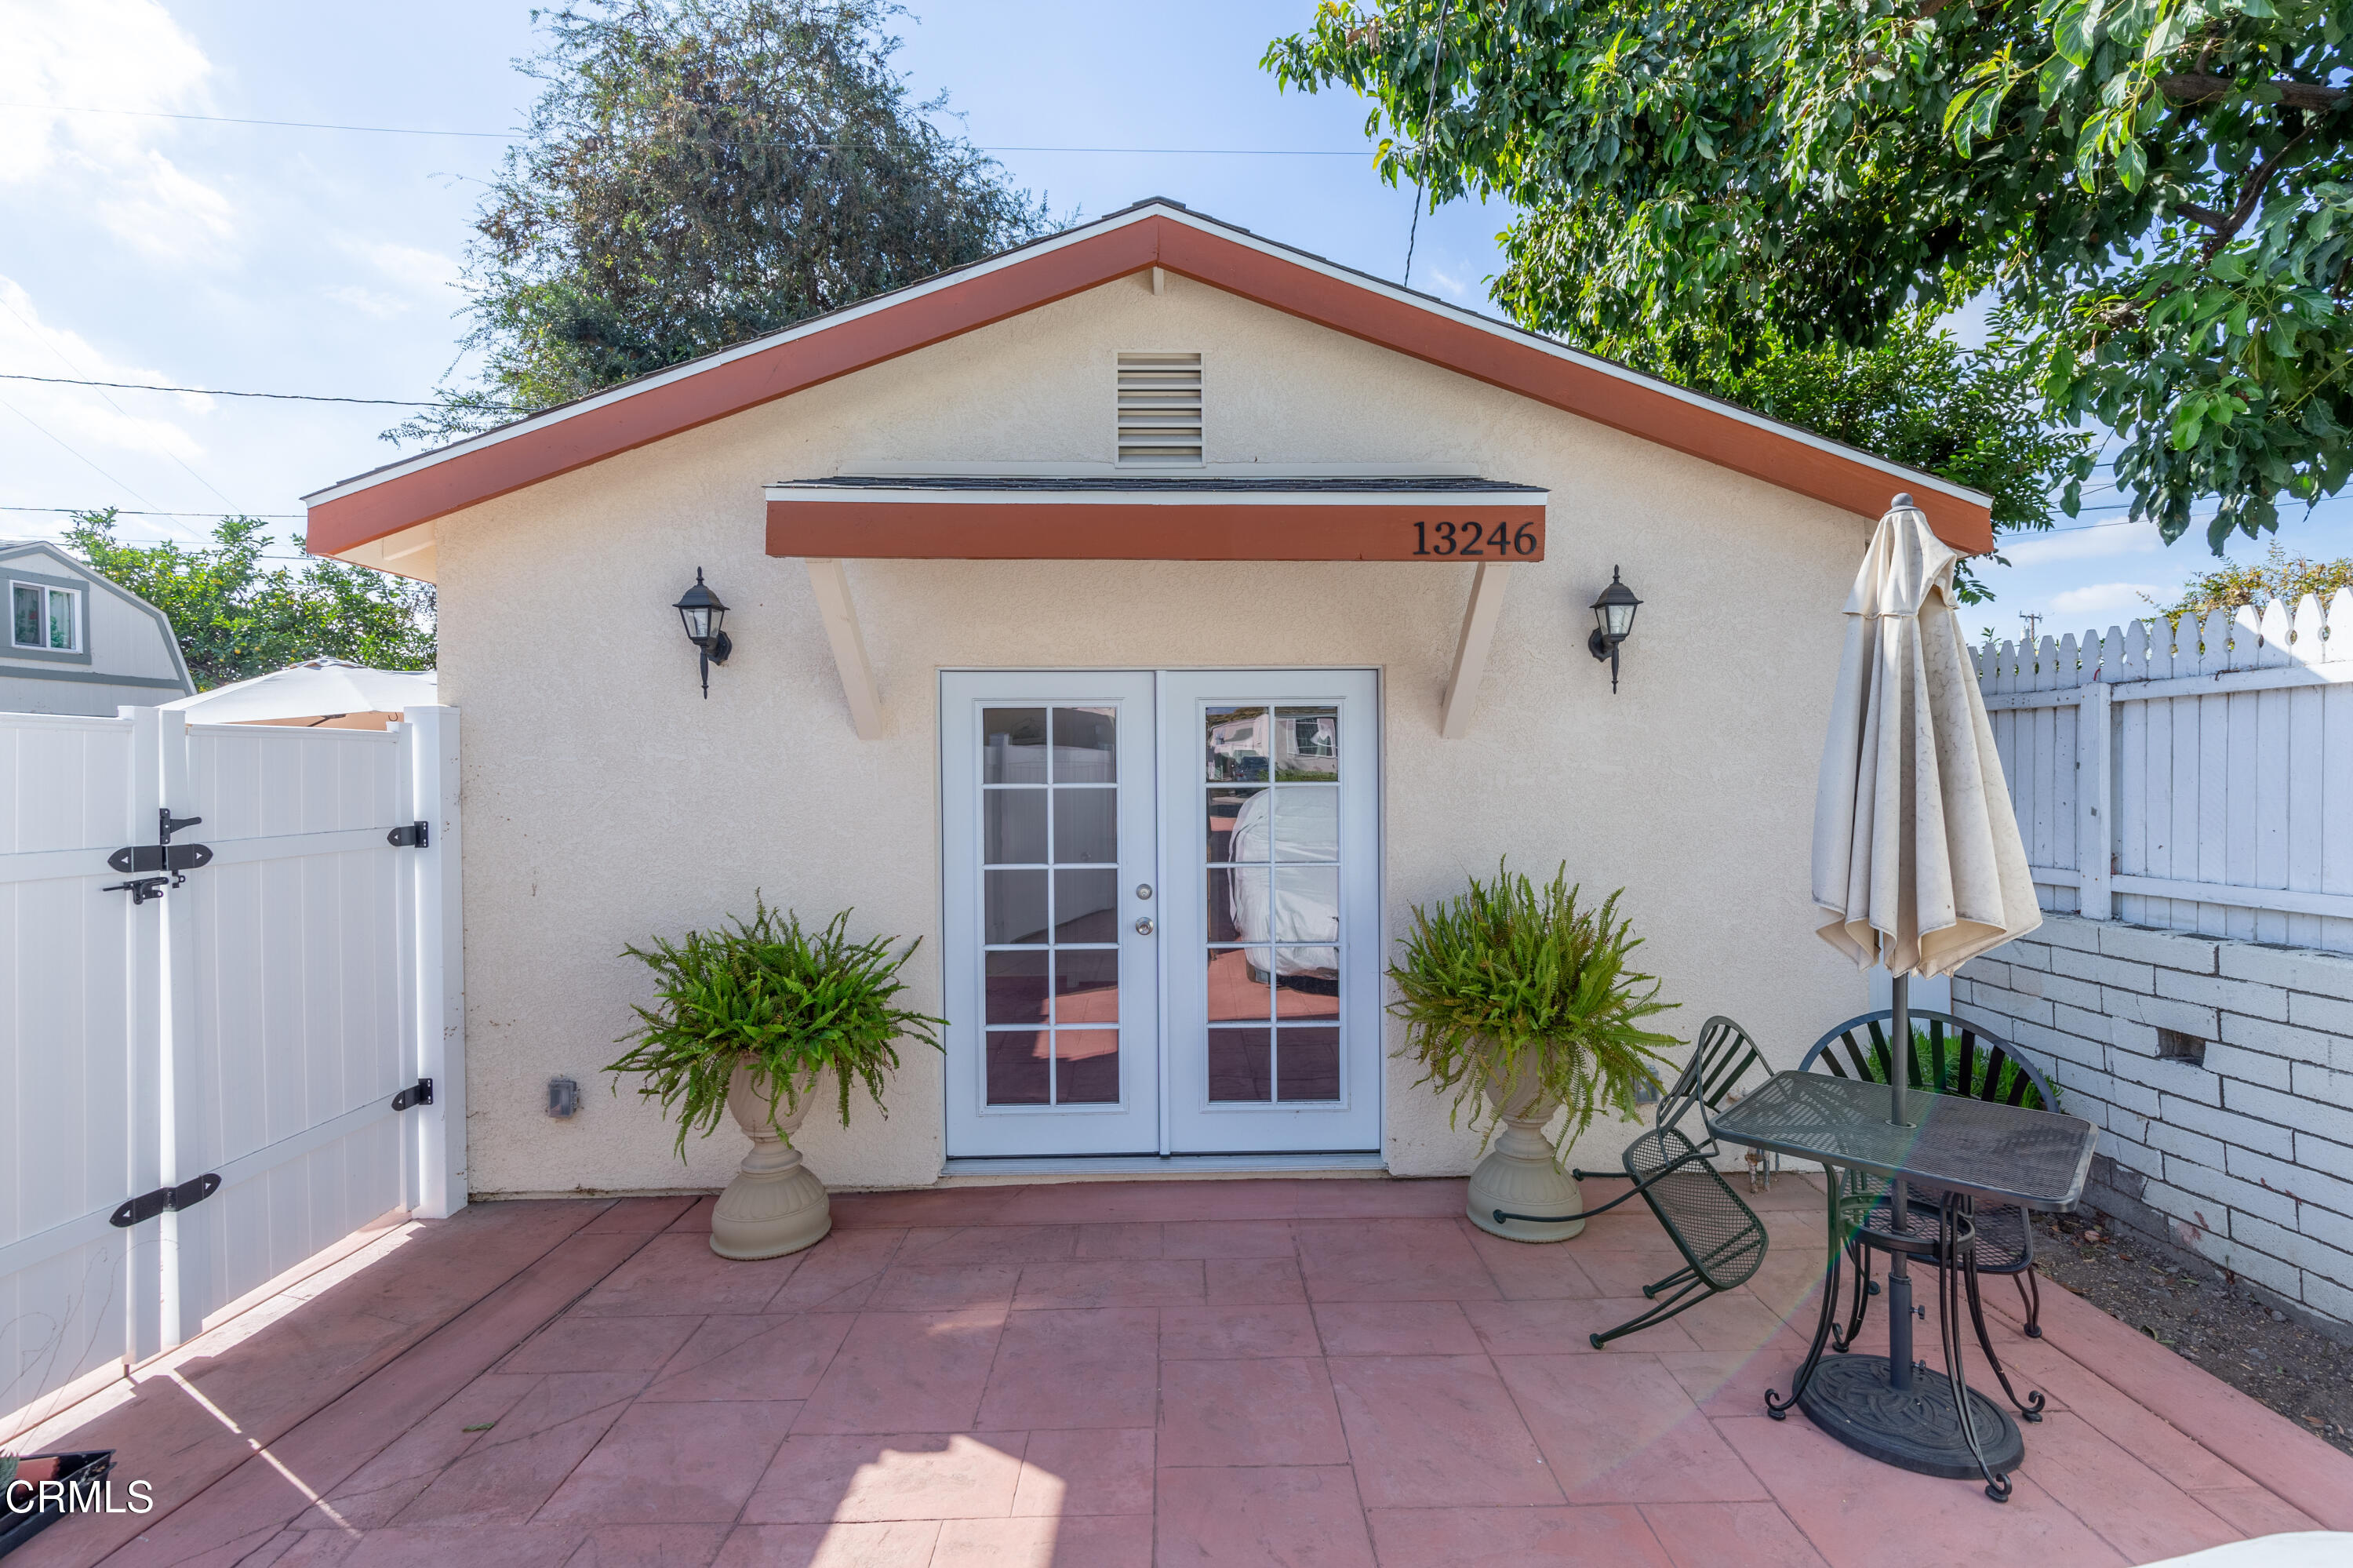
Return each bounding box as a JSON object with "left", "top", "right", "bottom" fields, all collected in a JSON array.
[
  {"left": 1493, "top": 1015, "right": 1773, "bottom": 1348},
  {"left": 1801, "top": 1009, "right": 2058, "bottom": 1348}
]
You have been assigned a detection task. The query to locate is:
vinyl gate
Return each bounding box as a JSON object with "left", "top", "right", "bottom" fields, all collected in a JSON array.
[{"left": 0, "top": 705, "right": 462, "bottom": 1438}]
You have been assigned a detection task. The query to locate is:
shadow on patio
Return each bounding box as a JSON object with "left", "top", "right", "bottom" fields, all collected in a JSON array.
[{"left": 10, "top": 1176, "right": 2353, "bottom": 1566}]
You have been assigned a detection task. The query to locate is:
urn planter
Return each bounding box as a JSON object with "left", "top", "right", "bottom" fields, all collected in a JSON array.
[
  {"left": 1466, "top": 1050, "right": 1585, "bottom": 1243},
  {"left": 709, "top": 1065, "right": 831, "bottom": 1260}
]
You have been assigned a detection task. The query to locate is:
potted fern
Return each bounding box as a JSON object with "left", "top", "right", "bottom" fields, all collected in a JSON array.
[
  {"left": 1389, "top": 864, "right": 1679, "bottom": 1242},
  {"left": 607, "top": 898, "right": 944, "bottom": 1260}
]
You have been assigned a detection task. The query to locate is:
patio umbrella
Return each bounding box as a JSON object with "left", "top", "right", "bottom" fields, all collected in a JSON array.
[
  {"left": 1813, "top": 492, "right": 2040, "bottom": 1006},
  {"left": 1807, "top": 491, "right": 2042, "bottom": 1410},
  {"left": 161, "top": 659, "right": 435, "bottom": 726}
]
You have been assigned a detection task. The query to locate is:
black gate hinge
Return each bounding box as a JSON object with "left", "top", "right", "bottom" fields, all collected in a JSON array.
[
  {"left": 110, "top": 1173, "right": 222, "bottom": 1228},
  {"left": 387, "top": 821, "right": 430, "bottom": 849},
  {"left": 393, "top": 1078, "right": 434, "bottom": 1111}
]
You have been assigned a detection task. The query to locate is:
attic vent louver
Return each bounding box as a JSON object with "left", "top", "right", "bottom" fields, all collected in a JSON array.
[{"left": 1117, "top": 351, "right": 1203, "bottom": 465}]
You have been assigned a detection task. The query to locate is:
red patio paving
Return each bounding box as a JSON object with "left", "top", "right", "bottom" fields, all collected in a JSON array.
[{"left": 11, "top": 1175, "right": 2353, "bottom": 1567}]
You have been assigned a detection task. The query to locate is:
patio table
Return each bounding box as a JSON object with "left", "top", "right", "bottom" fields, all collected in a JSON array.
[{"left": 1707, "top": 1071, "right": 2099, "bottom": 1501}]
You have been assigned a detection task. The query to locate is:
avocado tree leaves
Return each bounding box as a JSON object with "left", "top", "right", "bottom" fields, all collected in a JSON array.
[{"left": 1267, "top": 0, "right": 2353, "bottom": 551}]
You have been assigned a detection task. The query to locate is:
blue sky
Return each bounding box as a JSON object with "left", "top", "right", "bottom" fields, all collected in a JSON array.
[{"left": 4, "top": 0, "right": 2348, "bottom": 631}]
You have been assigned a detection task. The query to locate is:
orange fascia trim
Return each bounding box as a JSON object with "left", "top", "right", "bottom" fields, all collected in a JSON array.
[
  {"left": 307, "top": 213, "right": 1991, "bottom": 558},
  {"left": 766, "top": 500, "right": 1547, "bottom": 562}
]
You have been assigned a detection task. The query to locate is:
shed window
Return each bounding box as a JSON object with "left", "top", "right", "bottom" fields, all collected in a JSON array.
[{"left": 10, "top": 581, "right": 80, "bottom": 651}]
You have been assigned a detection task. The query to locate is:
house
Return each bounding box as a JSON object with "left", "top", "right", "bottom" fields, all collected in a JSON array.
[
  {"left": 300, "top": 198, "right": 1993, "bottom": 1199},
  {"left": 0, "top": 538, "right": 193, "bottom": 714}
]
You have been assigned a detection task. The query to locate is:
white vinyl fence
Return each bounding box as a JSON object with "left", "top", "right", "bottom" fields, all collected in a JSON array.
[
  {"left": 0, "top": 706, "right": 462, "bottom": 1439},
  {"left": 1975, "top": 588, "right": 2353, "bottom": 953}
]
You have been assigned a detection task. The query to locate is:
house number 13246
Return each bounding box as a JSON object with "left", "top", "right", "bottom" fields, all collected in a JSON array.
[{"left": 1413, "top": 520, "right": 1539, "bottom": 557}]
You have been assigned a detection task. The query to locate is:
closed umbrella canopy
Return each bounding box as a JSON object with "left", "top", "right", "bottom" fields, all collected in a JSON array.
[
  {"left": 1813, "top": 497, "right": 2040, "bottom": 977},
  {"left": 161, "top": 659, "right": 435, "bottom": 725}
]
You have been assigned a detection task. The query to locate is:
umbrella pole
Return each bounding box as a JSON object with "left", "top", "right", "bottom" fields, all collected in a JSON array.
[{"left": 1887, "top": 970, "right": 1914, "bottom": 1391}]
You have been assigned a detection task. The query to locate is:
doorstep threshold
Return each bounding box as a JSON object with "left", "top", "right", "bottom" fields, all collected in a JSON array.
[{"left": 940, "top": 1151, "right": 1387, "bottom": 1180}]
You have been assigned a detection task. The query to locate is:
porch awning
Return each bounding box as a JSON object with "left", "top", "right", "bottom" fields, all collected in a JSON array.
[
  {"left": 767, "top": 474, "right": 1546, "bottom": 745},
  {"left": 764, "top": 474, "right": 1547, "bottom": 561}
]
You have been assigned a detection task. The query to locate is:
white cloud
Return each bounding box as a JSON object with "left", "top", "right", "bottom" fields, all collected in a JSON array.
[
  {"left": 1423, "top": 266, "right": 1471, "bottom": 303},
  {"left": 1999, "top": 522, "right": 2161, "bottom": 567},
  {"left": 2046, "top": 581, "right": 2174, "bottom": 623},
  {"left": 0, "top": 0, "right": 235, "bottom": 257},
  {"left": 0, "top": 275, "right": 211, "bottom": 461}
]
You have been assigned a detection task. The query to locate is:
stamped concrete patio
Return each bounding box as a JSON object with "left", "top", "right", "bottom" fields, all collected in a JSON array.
[{"left": 15, "top": 1175, "right": 2353, "bottom": 1568}]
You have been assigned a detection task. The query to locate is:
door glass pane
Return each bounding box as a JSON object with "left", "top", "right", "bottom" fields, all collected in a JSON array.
[
  {"left": 1274, "top": 707, "right": 1338, "bottom": 780},
  {"left": 1204, "top": 705, "right": 1270, "bottom": 780},
  {"left": 10, "top": 584, "right": 37, "bottom": 647},
  {"left": 1056, "top": 1031, "right": 1120, "bottom": 1104},
  {"left": 1206, "top": 786, "right": 1262, "bottom": 863},
  {"left": 1053, "top": 949, "right": 1120, "bottom": 1025},
  {"left": 45, "top": 588, "right": 73, "bottom": 650},
  {"left": 1271, "top": 788, "right": 1337, "bottom": 860},
  {"left": 1052, "top": 708, "right": 1117, "bottom": 782},
  {"left": 1207, "top": 867, "right": 1264, "bottom": 944},
  {"left": 1208, "top": 1028, "right": 1273, "bottom": 1102},
  {"left": 984, "top": 708, "right": 1049, "bottom": 783},
  {"left": 1271, "top": 865, "right": 1340, "bottom": 947},
  {"left": 1278, "top": 1028, "right": 1341, "bottom": 1101},
  {"left": 1273, "top": 959, "right": 1340, "bottom": 1020},
  {"left": 987, "top": 1031, "right": 1051, "bottom": 1104},
  {"left": 986, "top": 869, "right": 1048, "bottom": 944},
  {"left": 984, "top": 789, "right": 1047, "bottom": 864},
  {"left": 1053, "top": 868, "right": 1118, "bottom": 942},
  {"left": 1207, "top": 947, "right": 1269, "bottom": 1021},
  {"left": 981, "top": 701, "right": 1122, "bottom": 1108},
  {"left": 1223, "top": 788, "right": 1272, "bottom": 862},
  {"left": 985, "top": 951, "right": 1049, "bottom": 1024},
  {"left": 1052, "top": 789, "right": 1117, "bottom": 864}
]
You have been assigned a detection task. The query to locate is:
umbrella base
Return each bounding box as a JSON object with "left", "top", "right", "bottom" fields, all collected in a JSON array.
[{"left": 1797, "top": 1354, "right": 2023, "bottom": 1479}]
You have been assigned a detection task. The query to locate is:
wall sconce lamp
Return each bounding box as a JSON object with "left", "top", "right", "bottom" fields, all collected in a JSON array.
[
  {"left": 1587, "top": 566, "right": 1642, "bottom": 693},
  {"left": 674, "top": 569, "right": 732, "bottom": 697}
]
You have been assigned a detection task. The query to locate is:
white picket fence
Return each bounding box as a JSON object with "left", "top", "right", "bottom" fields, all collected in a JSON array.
[
  {"left": 0, "top": 706, "right": 463, "bottom": 1441},
  {"left": 1974, "top": 587, "right": 2353, "bottom": 953}
]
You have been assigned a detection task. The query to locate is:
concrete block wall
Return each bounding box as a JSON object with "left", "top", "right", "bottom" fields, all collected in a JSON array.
[{"left": 1954, "top": 913, "right": 2353, "bottom": 1328}]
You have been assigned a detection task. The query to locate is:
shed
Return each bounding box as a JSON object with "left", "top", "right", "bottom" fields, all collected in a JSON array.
[
  {"left": 0, "top": 539, "right": 194, "bottom": 715},
  {"left": 303, "top": 198, "right": 1991, "bottom": 1199}
]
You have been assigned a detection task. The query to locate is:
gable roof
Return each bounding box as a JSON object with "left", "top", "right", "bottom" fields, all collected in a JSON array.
[{"left": 302, "top": 198, "right": 1993, "bottom": 559}]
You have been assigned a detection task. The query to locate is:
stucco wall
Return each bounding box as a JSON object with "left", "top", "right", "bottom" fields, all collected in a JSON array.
[{"left": 435, "top": 270, "right": 1876, "bottom": 1198}]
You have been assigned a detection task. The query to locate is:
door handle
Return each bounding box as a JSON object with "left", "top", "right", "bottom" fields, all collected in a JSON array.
[{"left": 1134, "top": 917, "right": 1155, "bottom": 936}]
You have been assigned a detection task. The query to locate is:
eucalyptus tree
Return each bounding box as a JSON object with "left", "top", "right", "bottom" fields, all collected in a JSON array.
[{"left": 1267, "top": 0, "right": 2353, "bottom": 551}]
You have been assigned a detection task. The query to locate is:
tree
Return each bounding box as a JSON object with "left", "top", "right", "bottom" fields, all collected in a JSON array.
[
  {"left": 1715, "top": 312, "right": 2093, "bottom": 601},
  {"left": 63, "top": 511, "right": 436, "bottom": 691},
  {"left": 2145, "top": 540, "right": 2353, "bottom": 619},
  {"left": 1265, "top": 0, "right": 2353, "bottom": 553},
  {"left": 394, "top": 0, "right": 1056, "bottom": 446}
]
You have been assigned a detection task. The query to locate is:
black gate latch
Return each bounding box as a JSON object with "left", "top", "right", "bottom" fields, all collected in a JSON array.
[
  {"left": 393, "top": 1079, "right": 435, "bottom": 1111},
  {"left": 110, "top": 1173, "right": 223, "bottom": 1228},
  {"left": 104, "top": 809, "right": 211, "bottom": 901},
  {"left": 387, "top": 821, "right": 430, "bottom": 848}
]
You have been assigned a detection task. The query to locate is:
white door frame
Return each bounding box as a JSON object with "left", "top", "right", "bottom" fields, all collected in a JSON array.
[
  {"left": 1158, "top": 669, "right": 1382, "bottom": 1154},
  {"left": 940, "top": 671, "right": 1162, "bottom": 1157},
  {"left": 940, "top": 669, "right": 1383, "bottom": 1161}
]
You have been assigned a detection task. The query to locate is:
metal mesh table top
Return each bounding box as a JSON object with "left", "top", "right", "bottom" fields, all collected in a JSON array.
[{"left": 1707, "top": 1072, "right": 2099, "bottom": 1210}]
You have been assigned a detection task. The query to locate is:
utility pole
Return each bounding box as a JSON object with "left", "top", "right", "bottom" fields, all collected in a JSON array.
[{"left": 2020, "top": 611, "right": 2043, "bottom": 646}]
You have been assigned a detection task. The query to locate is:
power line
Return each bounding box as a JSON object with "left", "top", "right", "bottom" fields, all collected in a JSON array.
[
  {"left": 0, "top": 102, "right": 1369, "bottom": 155},
  {"left": 0, "top": 372, "right": 518, "bottom": 411},
  {"left": 1, "top": 504, "right": 302, "bottom": 518}
]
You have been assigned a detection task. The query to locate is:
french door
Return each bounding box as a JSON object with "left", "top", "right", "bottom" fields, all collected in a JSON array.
[{"left": 940, "top": 670, "right": 1381, "bottom": 1158}]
